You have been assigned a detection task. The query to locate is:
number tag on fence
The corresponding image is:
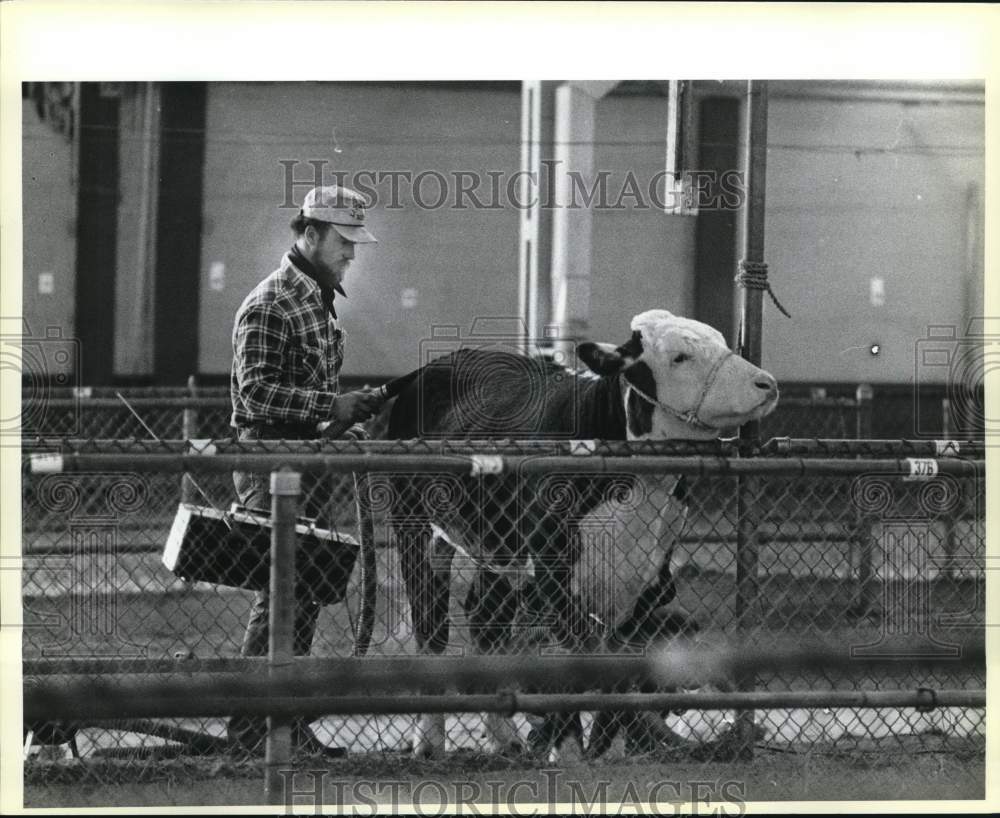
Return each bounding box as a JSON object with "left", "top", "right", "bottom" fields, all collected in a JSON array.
[
  {"left": 903, "top": 458, "right": 939, "bottom": 480},
  {"left": 29, "top": 453, "right": 64, "bottom": 474},
  {"left": 470, "top": 455, "right": 504, "bottom": 476}
]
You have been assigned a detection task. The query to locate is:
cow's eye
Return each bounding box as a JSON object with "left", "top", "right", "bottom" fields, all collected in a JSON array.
[{"left": 673, "top": 353, "right": 690, "bottom": 364}]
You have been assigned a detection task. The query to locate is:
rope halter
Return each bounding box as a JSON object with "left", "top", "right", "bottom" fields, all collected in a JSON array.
[
  {"left": 734, "top": 260, "right": 792, "bottom": 318},
  {"left": 625, "top": 349, "right": 735, "bottom": 434}
]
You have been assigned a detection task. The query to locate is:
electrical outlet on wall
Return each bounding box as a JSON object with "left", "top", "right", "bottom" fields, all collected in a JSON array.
[
  {"left": 209, "top": 262, "right": 226, "bottom": 292},
  {"left": 869, "top": 276, "right": 885, "bottom": 307}
]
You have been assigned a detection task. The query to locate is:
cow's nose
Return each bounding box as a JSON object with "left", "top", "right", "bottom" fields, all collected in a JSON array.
[{"left": 755, "top": 375, "right": 777, "bottom": 395}]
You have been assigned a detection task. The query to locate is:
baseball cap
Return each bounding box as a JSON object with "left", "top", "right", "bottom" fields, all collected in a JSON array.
[{"left": 301, "top": 185, "right": 378, "bottom": 244}]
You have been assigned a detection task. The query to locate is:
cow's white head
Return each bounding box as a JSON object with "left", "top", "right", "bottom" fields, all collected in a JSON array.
[{"left": 578, "top": 309, "right": 779, "bottom": 440}]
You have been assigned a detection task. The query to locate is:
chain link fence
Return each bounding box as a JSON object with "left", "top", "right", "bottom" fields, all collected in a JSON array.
[
  {"left": 25, "top": 377, "right": 978, "bottom": 443},
  {"left": 19, "top": 377, "right": 393, "bottom": 442},
  {"left": 20, "top": 433, "right": 985, "bottom": 802}
]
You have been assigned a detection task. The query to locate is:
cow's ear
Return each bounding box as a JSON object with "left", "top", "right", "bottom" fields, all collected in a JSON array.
[
  {"left": 616, "top": 330, "right": 644, "bottom": 362},
  {"left": 578, "top": 342, "right": 627, "bottom": 376}
]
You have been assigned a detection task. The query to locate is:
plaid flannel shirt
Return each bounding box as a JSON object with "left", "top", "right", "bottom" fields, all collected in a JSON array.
[{"left": 230, "top": 254, "right": 346, "bottom": 428}]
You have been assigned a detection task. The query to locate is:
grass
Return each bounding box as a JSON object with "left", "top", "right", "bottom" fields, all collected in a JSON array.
[{"left": 22, "top": 734, "right": 985, "bottom": 807}]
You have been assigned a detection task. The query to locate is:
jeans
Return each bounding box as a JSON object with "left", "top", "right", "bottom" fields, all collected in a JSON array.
[
  {"left": 229, "top": 426, "right": 352, "bottom": 753},
  {"left": 233, "top": 429, "right": 333, "bottom": 658}
]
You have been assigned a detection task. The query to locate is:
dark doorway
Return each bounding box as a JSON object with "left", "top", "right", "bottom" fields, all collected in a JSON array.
[
  {"left": 74, "top": 84, "right": 120, "bottom": 384},
  {"left": 153, "top": 83, "right": 207, "bottom": 383},
  {"left": 693, "top": 96, "right": 741, "bottom": 345}
]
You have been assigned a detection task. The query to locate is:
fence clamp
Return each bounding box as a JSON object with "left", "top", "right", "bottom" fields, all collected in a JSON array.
[
  {"left": 903, "top": 458, "right": 939, "bottom": 481},
  {"left": 915, "top": 687, "right": 938, "bottom": 713},
  {"left": 29, "top": 453, "right": 64, "bottom": 474},
  {"left": 934, "top": 440, "right": 961, "bottom": 457},
  {"left": 470, "top": 455, "right": 504, "bottom": 476},
  {"left": 187, "top": 439, "right": 217, "bottom": 456},
  {"left": 495, "top": 688, "right": 518, "bottom": 717}
]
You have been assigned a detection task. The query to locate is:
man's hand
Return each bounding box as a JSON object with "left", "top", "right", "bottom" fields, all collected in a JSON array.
[
  {"left": 317, "top": 388, "right": 385, "bottom": 438},
  {"left": 336, "top": 388, "right": 384, "bottom": 424}
]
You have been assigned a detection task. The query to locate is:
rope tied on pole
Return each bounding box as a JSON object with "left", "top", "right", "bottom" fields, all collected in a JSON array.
[{"left": 735, "top": 260, "right": 792, "bottom": 318}]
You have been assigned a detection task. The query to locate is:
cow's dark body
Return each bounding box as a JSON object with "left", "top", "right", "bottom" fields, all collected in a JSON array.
[
  {"left": 385, "top": 350, "right": 680, "bottom": 757},
  {"left": 387, "top": 350, "right": 627, "bottom": 652}
]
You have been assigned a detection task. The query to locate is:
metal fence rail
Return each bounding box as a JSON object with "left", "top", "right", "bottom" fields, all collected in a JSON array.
[{"left": 27, "top": 647, "right": 986, "bottom": 720}]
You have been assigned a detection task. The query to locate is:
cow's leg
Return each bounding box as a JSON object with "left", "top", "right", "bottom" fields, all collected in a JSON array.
[
  {"left": 586, "top": 705, "right": 623, "bottom": 759},
  {"left": 619, "top": 606, "right": 702, "bottom": 755},
  {"left": 536, "top": 712, "right": 584, "bottom": 763},
  {"left": 519, "top": 513, "right": 589, "bottom": 760},
  {"left": 464, "top": 568, "right": 523, "bottom": 754},
  {"left": 396, "top": 520, "right": 452, "bottom": 758}
]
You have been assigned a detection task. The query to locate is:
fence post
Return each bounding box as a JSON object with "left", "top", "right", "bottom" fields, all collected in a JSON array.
[
  {"left": 181, "top": 375, "right": 198, "bottom": 504},
  {"left": 733, "top": 79, "right": 769, "bottom": 761},
  {"left": 265, "top": 468, "right": 299, "bottom": 804},
  {"left": 940, "top": 397, "right": 957, "bottom": 580},
  {"left": 850, "top": 384, "right": 878, "bottom": 616},
  {"left": 855, "top": 383, "right": 873, "bottom": 440}
]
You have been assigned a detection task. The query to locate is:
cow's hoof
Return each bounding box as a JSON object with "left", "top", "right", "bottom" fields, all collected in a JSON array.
[
  {"left": 412, "top": 742, "right": 437, "bottom": 760},
  {"left": 527, "top": 727, "right": 551, "bottom": 757},
  {"left": 584, "top": 741, "right": 613, "bottom": 761},
  {"left": 411, "top": 714, "right": 446, "bottom": 759},
  {"left": 496, "top": 740, "right": 525, "bottom": 757},
  {"left": 624, "top": 738, "right": 659, "bottom": 757}
]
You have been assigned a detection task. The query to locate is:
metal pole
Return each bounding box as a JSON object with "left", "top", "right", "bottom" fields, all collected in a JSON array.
[
  {"left": 32, "top": 436, "right": 987, "bottom": 459},
  {"left": 180, "top": 375, "right": 198, "bottom": 504},
  {"left": 852, "top": 383, "right": 877, "bottom": 613},
  {"left": 352, "top": 473, "right": 377, "bottom": 657},
  {"left": 30, "top": 452, "right": 986, "bottom": 478},
  {"left": 734, "top": 79, "right": 769, "bottom": 761},
  {"left": 265, "top": 468, "right": 299, "bottom": 803},
  {"left": 939, "top": 397, "right": 958, "bottom": 580},
  {"left": 24, "top": 636, "right": 986, "bottom": 683},
  {"left": 134, "top": 81, "right": 159, "bottom": 375},
  {"left": 21, "top": 689, "right": 986, "bottom": 722}
]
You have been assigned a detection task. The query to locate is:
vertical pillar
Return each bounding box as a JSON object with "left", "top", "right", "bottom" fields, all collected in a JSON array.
[
  {"left": 69, "top": 518, "right": 118, "bottom": 641},
  {"left": 693, "top": 97, "right": 741, "bottom": 338},
  {"left": 548, "top": 82, "right": 616, "bottom": 351},
  {"left": 733, "top": 80, "right": 769, "bottom": 761},
  {"left": 75, "top": 83, "right": 120, "bottom": 385},
  {"left": 962, "top": 183, "right": 983, "bottom": 362},
  {"left": 154, "top": 82, "right": 207, "bottom": 383},
  {"left": 852, "top": 521, "right": 959, "bottom": 658},
  {"left": 265, "top": 468, "right": 299, "bottom": 803},
  {"left": 551, "top": 83, "right": 596, "bottom": 345},
  {"left": 115, "top": 81, "right": 160, "bottom": 377},
  {"left": 519, "top": 81, "right": 556, "bottom": 352}
]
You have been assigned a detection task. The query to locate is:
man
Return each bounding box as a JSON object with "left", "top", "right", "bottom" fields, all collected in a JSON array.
[{"left": 228, "top": 184, "right": 384, "bottom": 757}]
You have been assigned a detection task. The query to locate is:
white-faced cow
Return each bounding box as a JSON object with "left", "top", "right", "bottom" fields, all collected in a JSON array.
[{"left": 385, "top": 309, "right": 778, "bottom": 758}]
